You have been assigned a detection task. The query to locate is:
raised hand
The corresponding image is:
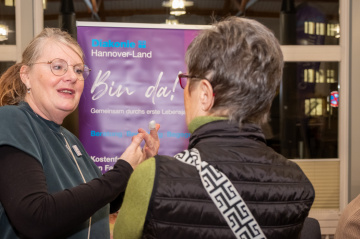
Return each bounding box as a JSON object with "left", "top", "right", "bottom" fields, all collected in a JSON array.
[
  {"left": 138, "top": 122, "right": 160, "bottom": 160},
  {"left": 119, "top": 133, "right": 145, "bottom": 170}
]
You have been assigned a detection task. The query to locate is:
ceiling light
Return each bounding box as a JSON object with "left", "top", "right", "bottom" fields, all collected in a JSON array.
[
  {"left": 170, "top": 7, "right": 186, "bottom": 16},
  {"left": 162, "top": 0, "right": 194, "bottom": 8},
  {"left": 162, "top": 0, "right": 193, "bottom": 16},
  {"left": 0, "top": 24, "right": 9, "bottom": 41}
]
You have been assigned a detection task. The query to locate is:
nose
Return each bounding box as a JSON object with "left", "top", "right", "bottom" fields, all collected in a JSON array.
[{"left": 64, "top": 67, "right": 79, "bottom": 82}]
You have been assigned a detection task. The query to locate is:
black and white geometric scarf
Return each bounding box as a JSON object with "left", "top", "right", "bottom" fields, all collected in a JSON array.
[{"left": 174, "top": 148, "right": 266, "bottom": 239}]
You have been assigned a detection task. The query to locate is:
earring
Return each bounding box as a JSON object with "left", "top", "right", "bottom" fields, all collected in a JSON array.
[{"left": 27, "top": 88, "right": 31, "bottom": 94}]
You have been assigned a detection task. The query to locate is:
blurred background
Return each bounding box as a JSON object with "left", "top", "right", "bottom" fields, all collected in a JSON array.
[{"left": 0, "top": 1, "right": 358, "bottom": 238}]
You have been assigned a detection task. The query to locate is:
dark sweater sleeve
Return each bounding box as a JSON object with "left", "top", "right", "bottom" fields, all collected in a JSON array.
[
  {"left": 110, "top": 191, "right": 125, "bottom": 214},
  {"left": 0, "top": 145, "right": 133, "bottom": 239}
]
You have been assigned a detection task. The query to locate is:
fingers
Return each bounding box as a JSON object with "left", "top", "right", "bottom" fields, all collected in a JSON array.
[
  {"left": 130, "top": 133, "right": 144, "bottom": 149},
  {"left": 143, "top": 145, "right": 156, "bottom": 158},
  {"left": 149, "top": 124, "right": 160, "bottom": 139},
  {"left": 119, "top": 133, "right": 144, "bottom": 169},
  {"left": 119, "top": 123, "right": 160, "bottom": 170},
  {"left": 138, "top": 124, "right": 160, "bottom": 147},
  {"left": 138, "top": 124, "right": 160, "bottom": 158},
  {"left": 139, "top": 123, "right": 160, "bottom": 135}
]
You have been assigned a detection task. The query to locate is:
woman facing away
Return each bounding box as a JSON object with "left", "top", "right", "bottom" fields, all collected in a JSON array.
[
  {"left": 0, "top": 28, "right": 159, "bottom": 239},
  {"left": 113, "top": 16, "right": 315, "bottom": 239}
]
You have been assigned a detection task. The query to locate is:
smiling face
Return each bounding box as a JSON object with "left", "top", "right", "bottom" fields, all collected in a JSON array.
[{"left": 21, "top": 39, "right": 84, "bottom": 124}]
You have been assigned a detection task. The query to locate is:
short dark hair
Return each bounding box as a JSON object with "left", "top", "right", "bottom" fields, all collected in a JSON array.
[{"left": 185, "top": 16, "right": 284, "bottom": 126}]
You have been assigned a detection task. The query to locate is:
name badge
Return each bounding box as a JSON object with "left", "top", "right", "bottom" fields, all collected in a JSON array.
[{"left": 72, "top": 145, "right": 82, "bottom": 157}]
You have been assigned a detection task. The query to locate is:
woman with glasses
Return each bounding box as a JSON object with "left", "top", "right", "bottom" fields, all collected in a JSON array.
[
  {"left": 0, "top": 28, "right": 159, "bottom": 239},
  {"left": 113, "top": 17, "right": 315, "bottom": 239}
]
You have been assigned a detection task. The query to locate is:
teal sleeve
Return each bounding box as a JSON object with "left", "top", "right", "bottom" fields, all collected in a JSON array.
[
  {"left": 113, "top": 157, "right": 156, "bottom": 239},
  {"left": 0, "top": 106, "right": 41, "bottom": 161}
]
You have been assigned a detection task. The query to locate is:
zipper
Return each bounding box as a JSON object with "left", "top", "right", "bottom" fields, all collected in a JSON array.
[{"left": 61, "top": 132, "right": 92, "bottom": 239}]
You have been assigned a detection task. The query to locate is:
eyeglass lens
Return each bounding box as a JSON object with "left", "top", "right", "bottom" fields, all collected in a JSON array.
[
  {"left": 50, "top": 58, "right": 90, "bottom": 80},
  {"left": 178, "top": 74, "right": 188, "bottom": 89}
]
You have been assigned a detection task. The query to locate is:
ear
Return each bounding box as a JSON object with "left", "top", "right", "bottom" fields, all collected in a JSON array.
[
  {"left": 199, "top": 80, "right": 215, "bottom": 112},
  {"left": 20, "top": 65, "right": 31, "bottom": 89}
]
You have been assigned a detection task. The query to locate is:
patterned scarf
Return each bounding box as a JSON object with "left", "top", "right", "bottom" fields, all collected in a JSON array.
[{"left": 174, "top": 148, "right": 266, "bottom": 239}]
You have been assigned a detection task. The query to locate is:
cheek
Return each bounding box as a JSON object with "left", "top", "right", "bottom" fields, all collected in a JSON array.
[
  {"left": 77, "top": 82, "right": 85, "bottom": 93},
  {"left": 183, "top": 91, "right": 190, "bottom": 110},
  {"left": 31, "top": 74, "right": 49, "bottom": 91},
  {"left": 184, "top": 92, "right": 193, "bottom": 120},
  {"left": 45, "top": 74, "right": 61, "bottom": 88},
  {"left": 183, "top": 90, "right": 186, "bottom": 104}
]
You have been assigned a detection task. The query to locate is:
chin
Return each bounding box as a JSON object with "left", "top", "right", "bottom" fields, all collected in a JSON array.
[{"left": 58, "top": 105, "right": 77, "bottom": 114}]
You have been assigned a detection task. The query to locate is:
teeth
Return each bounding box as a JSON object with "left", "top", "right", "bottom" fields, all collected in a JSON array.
[{"left": 60, "top": 90, "right": 73, "bottom": 94}]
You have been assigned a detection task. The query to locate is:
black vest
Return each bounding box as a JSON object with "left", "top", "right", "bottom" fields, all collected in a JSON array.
[{"left": 143, "top": 121, "right": 315, "bottom": 239}]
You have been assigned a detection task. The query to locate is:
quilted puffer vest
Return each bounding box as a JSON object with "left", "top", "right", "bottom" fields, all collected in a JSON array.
[{"left": 143, "top": 121, "right": 315, "bottom": 239}]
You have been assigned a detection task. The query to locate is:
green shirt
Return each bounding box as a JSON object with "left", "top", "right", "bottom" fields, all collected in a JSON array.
[{"left": 113, "top": 116, "right": 227, "bottom": 239}]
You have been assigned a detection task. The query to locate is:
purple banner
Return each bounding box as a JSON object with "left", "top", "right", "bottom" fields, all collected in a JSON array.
[{"left": 77, "top": 22, "right": 201, "bottom": 173}]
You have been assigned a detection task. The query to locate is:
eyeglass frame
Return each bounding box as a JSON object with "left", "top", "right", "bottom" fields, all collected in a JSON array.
[
  {"left": 30, "top": 58, "right": 91, "bottom": 81},
  {"left": 178, "top": 73, "right": 215, "bottom": 96},
  {"left": 178, "top": 73, "right": 208, "bottom": 89}
]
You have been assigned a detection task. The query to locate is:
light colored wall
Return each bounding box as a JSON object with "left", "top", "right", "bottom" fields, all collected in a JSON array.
[{"left": 350, "top": 0, "right": 360, "bottom": 201}]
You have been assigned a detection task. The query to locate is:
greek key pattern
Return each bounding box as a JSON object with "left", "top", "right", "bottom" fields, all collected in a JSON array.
[{"left": 174, "top": 148, "right": 266, "bottom": 239}]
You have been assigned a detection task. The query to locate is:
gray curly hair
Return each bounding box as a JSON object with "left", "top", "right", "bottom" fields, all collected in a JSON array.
[{"left": 185, "top": 16, "right": 284, "bottom": 127}]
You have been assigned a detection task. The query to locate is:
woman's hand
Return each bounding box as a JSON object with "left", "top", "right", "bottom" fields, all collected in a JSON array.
[
  {"left": 119, "top": 133, "right": 145, "bottom": 170},
  {"left": 119, "top": 123, "right": 160, "bottom": 169},
  {"left": 139, "top": 123, "right": 160, "bottom": 160}
]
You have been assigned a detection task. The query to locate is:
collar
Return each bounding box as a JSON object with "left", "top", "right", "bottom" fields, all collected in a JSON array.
[
  {"left": 188, "top": 119, "right": 266, "bottom": 149},
  {"left": 188, "top": 116, "right": 228, "bottom": 133},
  {"left": 18, "top": 101, "right": 62, "bottom": 133}
]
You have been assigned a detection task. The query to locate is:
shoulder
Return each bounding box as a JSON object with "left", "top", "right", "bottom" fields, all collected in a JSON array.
[
  {"left": 122, "top": 157, "right": 156, "bottom": 205},
  {"left": 0, "top": 104, "right": 35, "bottom": 137},
  {"left": 336, "top": 195, "right": 360, "bottom": 238},
  {"left": 0, "top": 104, "right": 39, "bottom": 131},
  {"left": 259, "top": 148, "right": 311, "bottom": 182},
  {"left": 0, "top": 104, "right": 42, "bottom": 162},
  {"left": 155, "top": 154, "right": 178, "bottom": 163},
  {"left": 127, "top": 157, "right": 156, "bottom": 189},
  {"left": 0, "top": 105, "right": 28, "bottom": 122},
  {"left": 339, "top": 195, "right": 360, "bottom": 225},
  {"left": 132, "top": 157, "right": 156, "bottom": 178},
  {"left": 114, "top": 158, "right": 156, "bottom": 239},
  {"left": 155, "top": 153, "right": 195, "bottom": 170}
]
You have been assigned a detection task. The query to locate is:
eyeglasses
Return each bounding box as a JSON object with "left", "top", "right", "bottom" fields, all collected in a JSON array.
[
  {"left": 31, "top": 58, "right": 91, "bottom": 80},
  {"left": 178, "top": 73, "right": 204, "bottom": 89},
  {"left": 178, "top": 73, "right": 216, "bottom": 96}
]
